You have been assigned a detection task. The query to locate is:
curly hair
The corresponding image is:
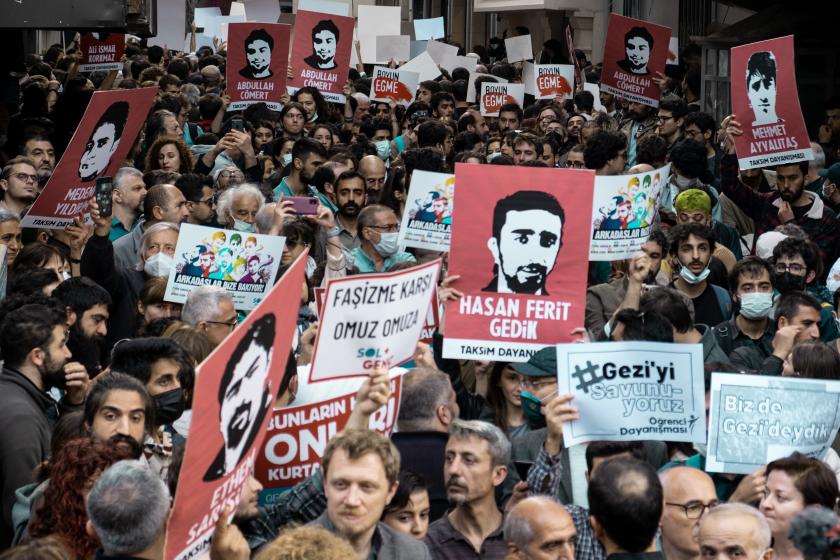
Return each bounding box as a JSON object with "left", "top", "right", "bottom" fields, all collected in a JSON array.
[
  {"left": 29, "top": 438, "right": 133, "bottom": 559},
  {"left": 144, "top": 135, "right": 194, "bottom": 174},
  {"left": 254, "top": 526, "right": 355, "bottom": 560}
]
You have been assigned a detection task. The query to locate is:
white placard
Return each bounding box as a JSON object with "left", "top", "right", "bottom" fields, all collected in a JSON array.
[
  {"left": 414, "top": 17, "right": 445, "bottom": 41},
  {"left": 358, "top": 5, "right": 401, "bottom": 64},
  {"left": 399, "top": 51, "right": 442, "bottom": 83},
  {"left": 505, "top": 34, "right": 533, "bottom": 63},
  {"left": 376, "top": 35, "right": 411, "bottom": 64}
]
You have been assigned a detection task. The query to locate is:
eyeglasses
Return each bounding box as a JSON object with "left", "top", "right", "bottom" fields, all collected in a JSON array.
[
  {"left": 367, "top": 223, "right": 400, "bottom": 233},
  {"left": 774, "top": 263, "right": 805, "bottom": 274},
  {"left": 12, "top": 172, "right": 38, "bottom": 184},
  {"left": 220, "top": 170, "right": 244, "bottom": 179},
  {"left": 518, "top": 377, "right": 557, "bottom": 391},
  {"left": 199, "top": 195, "right": 216, "bottom": 206},
  {"left": 206, "top": 317, "right": 238, "bottom": 330},
  {"left": 565, "top": 160, "right": 585, "bottom": 169},
  {"left": 666, "top": 500, "right": 720, "bottom": 519}
]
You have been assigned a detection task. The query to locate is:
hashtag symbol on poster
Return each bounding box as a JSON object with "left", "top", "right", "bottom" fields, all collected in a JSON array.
[{"left": 571, "top": 361, "right": 603, "bottom": 394}]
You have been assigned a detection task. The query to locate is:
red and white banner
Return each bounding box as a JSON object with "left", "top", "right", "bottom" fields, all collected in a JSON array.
[
  {"left": 443, "top": 164, "right": 595, "bottom": 362},
  {"left": 370, "top": 66, "right": 419, "bottom": 107},
  {"left": 287, "top": 10, "right": 355, "bottom": 103},
  {"left": 730, "top": 35, "right": 813, "bottom": 170},
  {"left": 480, "top": 83, "right": 526, "bottom": 117},
  {"left": 599, "top": 14, "right": 671, "bottom": 107},
  {"left": 523, "top": 63, "right": 575, "bottom": 101},
  {"left": 164, "top": 254, "right": 307, "bottom": 560},
  {"left": 226, "top": 23, "right": 291, "bottom": 111},
  {"left": 21, "top": 88, "right": 157, "bottom": 230},
  {"left": 309, "top": 260, "right": 442, "bottom": 382},
  {"left": 255, "top": 376, "right": 402, "bottom": 493},
  {"left": 79, "top": 33, "right": 125, "bottom": 72}
]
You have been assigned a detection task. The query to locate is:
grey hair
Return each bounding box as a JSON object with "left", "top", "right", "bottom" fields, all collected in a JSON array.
[
  {"left": 397, "top": 367, "right": 455, "bottom": 431},
  {"left": 352, "top": 92, "right": 370, "bottom": 105},
  {"left": 179, "top": 83, "right": 201, "bottom": 107},
  {"left": 809, "top": 142, "right": 825, "bottom": 171},
  {"left": 449, "top": 419, "right": 511, "bottom": 467},
  {"left": 86, "top": 460, "right": 170, "bottom": 556},
  {"left": 255, "top": 202, "right": 276, "bottom": 234},
  {"left": 114, "top": 167, "right": 144, "bottom": 192},
  {"left": 357, "top": 204, "right": 391, "bottom": 243},
  {"left": 181, "top": 284, "right": 233, "bottom": 325},
  {"left": 0, "top": 208, "right": 20, "bottom": 225},
  {"left": 215, "top": 182, "right": 265, "bottom": 225},
  {"left": 135, "top": 221, "right": 180, "bottom": 271},
  {"left": 504, "top": 496, "right": 560, "bottom": 549},
  {"left": 702, "top": 503, "right": 771, "bottom": 549}
]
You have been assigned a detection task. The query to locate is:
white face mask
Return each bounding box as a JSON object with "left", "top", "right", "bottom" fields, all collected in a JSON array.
[
  {"left": 144, "top": 252, "right": 173, "bottom": 277},
  {"left": 679, "top": 263, "right": 711, "bottom": 285},
  {"left": 672, "top": 174, "right": 696, "bottom": 190},
  {"left": 282, "top": 153, "right": 293, "bottom": 166},
  {"left": 61, "top": 271, "right": 71, "bottom": 281},
  {"left": 739, "top": 292, "right": 774, "bottom": 320},
  {"left": 232, "top": 217, "right": 255, "bottom": 233},
  {"left": 375, "top": 140, "right": 390, "bottom": 161}
]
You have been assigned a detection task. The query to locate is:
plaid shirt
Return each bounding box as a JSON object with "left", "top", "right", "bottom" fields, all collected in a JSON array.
[
  {"left": 719, "top": 153, "right": 840, "bottom": 266},
  {"left": 241, "top": 471, "right": 327, "bottom": 553},
  {"left": 527, "top": 445, "right": 605, "bottom": 560}
]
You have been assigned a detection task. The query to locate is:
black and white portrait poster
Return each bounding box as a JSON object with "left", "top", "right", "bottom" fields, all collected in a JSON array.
[
  {"left": 287, "top": 10, "right": 355, "bottom": 103},
  {"left": 226, "top": 22, "right": 291, "bottom": 111}
]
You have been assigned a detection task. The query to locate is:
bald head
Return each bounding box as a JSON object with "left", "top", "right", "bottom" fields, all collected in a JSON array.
[
  {"left": 660, "top": 467, "right": 719, "bottom": 560},
  {"left": 358, "top": 155, "right": 386, "bottom": 203},
  {"left": 699, "top": 504, "right": 771, "bottom": 560},
  {"left": 505, "top": 497, "right": 576, "bottom": 560}
]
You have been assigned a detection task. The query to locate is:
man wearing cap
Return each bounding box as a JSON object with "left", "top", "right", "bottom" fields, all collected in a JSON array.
[
  {"left": 507, "top": 347, "right": 668, "bottom": 503},
  {"left": 674, "top": 189, "right": 742, "bottom": 271}
]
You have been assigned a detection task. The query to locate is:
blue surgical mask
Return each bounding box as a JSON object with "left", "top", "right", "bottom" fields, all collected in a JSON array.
[
  {"left": 679, "top": 264, "right": 711, "bottom": 285},
  {"left": 375, "top": 140, "right": 391, "bottom": 161},
  {"left": 282, "top": 153, "right": 293, "bottom": 166},
  {"left": 233, "top": 217, "right": 256, "bottom": 233},
  {"left": 487, "top": 151, "right": 501, "bottom": 162},
  {"left": 373, "top": 232, "right": 400, "bottom": 257},
  {"left": 738, "top": 292, "right": 774, "bottom": 320}
]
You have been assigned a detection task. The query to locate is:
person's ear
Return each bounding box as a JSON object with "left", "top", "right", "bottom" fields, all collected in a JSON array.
[
  {"left": 806, "top": 269, "right": 816, "bottom": 284},
  {"left": 778, "top": 315, "right": 790, "bottom": 329},
  {"left": 590, "top": 515, "right": 605, "bottom": 540},
  {"left": 137, "top": 301, "right": 146, "bottom": 316},
  {"left": 152, "top": 205, "right": 165, "bottom": 221},
  {"left": 385, "top": 480, "right": 399, "bottom": 506},
  {"left": 37, "top": 231, "right": 50, "bottom": 244},
  {"left": 487, "top": 237, "right": 500, "bottom": 264},
  {"left": 293, "top": 157, "right": 303, "bottom": 171},
  {"left": 492, "top": 465, "right": 508, "bottom": 487},
  {"left": 28, "top": 346, "right": 45, "bottom": 369},
  {"left": 86, "top": 519, "right": 97, "bottom": 539},
  {"left": 436, "top": 404, "right": 452, "bottom": 427},
  {"left": 762, "top": 549, "right": 774, "bottom": 560},
  {"left": 65, "top": 307, "right": 77, "bottom": 327}
]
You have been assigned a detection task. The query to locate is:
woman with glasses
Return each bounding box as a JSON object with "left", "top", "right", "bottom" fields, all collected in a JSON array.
[
  {"left": 760, "top": 453, "right": 839, "bottom": 560},
  {"left": 279, "top": 102, "right": 307, "bottom": 140},
  {"left": 536, "top": 104, "right": 566, "bottom": 135}
]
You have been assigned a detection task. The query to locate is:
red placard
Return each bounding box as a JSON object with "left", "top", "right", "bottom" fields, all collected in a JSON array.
[
  {"left": 480, "top": 83, "right": 525, "bottom": 117},
  {"left": 226, "top": 23, "right": 291, "bottom": 111},
  {"left": 164, "top": 254, "right": 307, "bottom": 560},
  {"left": 442, "top": 164, "right": 595, "bottom": 362},
  {"left": 256, "top": 376, "right": 402, "bottom": 492},
  {"left": 730, "top": 35, "right": 813, "bottom": 170},
  {"left": 21, "top": 88, "right": 157, "bottom": 230},
  {"left": 599, "top": 13, "right": 672, "bottom": 108},
  {"left": 370, "top": 66, "right": 419, "bottom": 107},
  {"left": 79, "top": 33, "right": 125, "bottom": 72},
  {"left": 287, "top": 10, "right": 355, "bottom": 103}
]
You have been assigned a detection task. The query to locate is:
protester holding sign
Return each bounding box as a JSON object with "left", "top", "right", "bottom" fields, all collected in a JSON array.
[{"left": 3, "top": 9, "right": 840, "bottom": 560}]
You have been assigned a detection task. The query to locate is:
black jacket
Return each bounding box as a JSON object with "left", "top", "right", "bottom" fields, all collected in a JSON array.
[{"left": 0, "top": 368, "right": 55, "bottom": 547}]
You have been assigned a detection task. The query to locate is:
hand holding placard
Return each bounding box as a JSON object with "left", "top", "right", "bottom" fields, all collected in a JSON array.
[{"left": 544, "top": 393, "right": 579, "bottom": 456}]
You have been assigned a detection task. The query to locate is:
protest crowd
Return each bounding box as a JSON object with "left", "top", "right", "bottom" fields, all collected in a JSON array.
[{"left": 2, "top": 6, "right": 840, "bottom": 560}]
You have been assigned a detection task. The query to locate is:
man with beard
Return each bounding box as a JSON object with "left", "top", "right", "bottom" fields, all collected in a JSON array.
[
  {"left": 21, "top": 136, "right": 55, "bottom": 191},
  {"left": 483, "top": 190, "right": 564, "bottom": 295},
  {"left": 358, "top": 155, "right": 387, "bottom": 205},
  {"left": 332, "top": 171, "right": 366, "bottom": 252},
  {"left": 52, "top": 277, "right": 112, "bottom": 377},
  {"left": 0, "top": 303, "right": 80, "bottom": 547},
  {"left": 586, "top": 229, "right": 668, "bottom": 340},
  {"left": 722, "top": 116, "right": 840, "bottom": 272},
  {"left": 110, "top": 167, "right": 147, "bottom": 240},
  {"left": 619, "top": 102, "right": 657, "bottom": 167},
  {"left": 272, "top": 138, "right": 332, "bottom": 209},
  {"left": 668, "top": 223, "right": 732, "bottom": 329},
  {"left": 0, "top": 157, "right": 39, "bottom": 216},
  {"left": 424, "top": 419, "right": 508, "bottom": 559},
  {"left": 350, "top": 204, "right": 415, "bottom": 273}
]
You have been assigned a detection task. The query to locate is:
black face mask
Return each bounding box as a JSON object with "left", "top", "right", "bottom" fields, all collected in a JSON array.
[
  {"left": 153, "top": 388, "right": 186, "bottom": 426},
  {"left": 774, "top": 271, "right": 806, "bottom": 293}
]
